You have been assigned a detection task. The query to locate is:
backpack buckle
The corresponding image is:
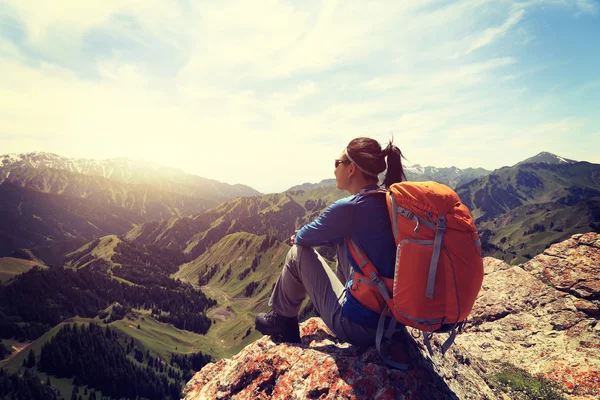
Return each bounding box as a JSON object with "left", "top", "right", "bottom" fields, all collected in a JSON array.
[
  {"left": 437, "top": 216, "right": 447, "bottom": 231},
  {"left": 369, "top": 271, "right": 380, "bottom": 283}
]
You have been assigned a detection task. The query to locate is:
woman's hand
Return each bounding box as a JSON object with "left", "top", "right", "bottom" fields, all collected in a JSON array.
[{"left": 290, "top": 230, "right": 299, "bottom": 246}]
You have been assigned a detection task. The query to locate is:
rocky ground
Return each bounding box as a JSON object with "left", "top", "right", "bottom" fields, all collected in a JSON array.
[{"left": 183, "top": 233, "right": 600, "bottom": 399}]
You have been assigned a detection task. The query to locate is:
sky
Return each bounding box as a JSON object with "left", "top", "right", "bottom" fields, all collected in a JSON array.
[{"left": 1, "top": 1, "right": 599, "bottom": 193}]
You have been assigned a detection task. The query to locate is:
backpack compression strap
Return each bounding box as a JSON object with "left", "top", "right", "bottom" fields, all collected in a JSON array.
[{"left": 426, "top": 215, "right": 446, "bottom": 299}]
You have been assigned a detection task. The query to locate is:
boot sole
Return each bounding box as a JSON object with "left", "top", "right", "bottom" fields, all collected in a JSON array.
[{"left": 255, "top": 320, "right": 301, "bottom": 343}]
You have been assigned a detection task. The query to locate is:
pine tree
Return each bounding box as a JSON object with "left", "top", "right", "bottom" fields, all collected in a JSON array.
[
  {"left": 26, "top": 349, "right": 36, "bottom": 368},
  {"left": 71, "top": 387, "right": 79, "bottom": 400}
]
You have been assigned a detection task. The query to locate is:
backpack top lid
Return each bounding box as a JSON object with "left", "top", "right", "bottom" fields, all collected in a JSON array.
[
  {"left": 388, "top": 181, "right": 477, "bottom": 232},
  {"left": 388, "top": 181, "right": 460, "bottom": 215}
]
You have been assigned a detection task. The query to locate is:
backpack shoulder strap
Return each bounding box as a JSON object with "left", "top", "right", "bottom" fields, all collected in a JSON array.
[
  {"left": 359, "top": 188, "right": 388, "bottom": 195},
  {"left": 346, "top": 239, "right": 389, "bottom": 299}
]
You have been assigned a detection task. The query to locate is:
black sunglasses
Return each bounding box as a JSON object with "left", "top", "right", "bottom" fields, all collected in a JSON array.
[{"left": 335, "top": 159, "right": 350, "bottom": 168}]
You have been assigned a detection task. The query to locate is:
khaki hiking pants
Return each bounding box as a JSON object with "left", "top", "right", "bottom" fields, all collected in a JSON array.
[{"left": 269, "top": 244, "right": 377, "bottom": 347}]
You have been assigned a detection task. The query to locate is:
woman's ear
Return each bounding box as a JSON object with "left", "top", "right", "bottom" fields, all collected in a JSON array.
[{"left": 348, "top": 163, "right": 356, "bottom": 178}]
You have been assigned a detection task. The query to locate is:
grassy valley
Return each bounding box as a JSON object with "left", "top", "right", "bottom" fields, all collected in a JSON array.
[{"left": 174, "top": 232, "right": 314, "bottom": 355}]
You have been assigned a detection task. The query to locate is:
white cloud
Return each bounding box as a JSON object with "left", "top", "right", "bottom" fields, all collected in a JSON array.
[
  {"left": 575, "top": 0, "right": 600, "bottom": 14},
  {"left": 1, "top": 0, "right": 598, "bottom": 192},
  {"left": 363, "top": 57, "right": 516, "bottom": 92},
  {"left": 466, "top": 9, "right": 525, "bottom": 55},
  {"left": 5, "top": 0, "right": 181, "bottom": 41},
  {"left": 0, "top": 36, "right": 24, "bottom": 61}
]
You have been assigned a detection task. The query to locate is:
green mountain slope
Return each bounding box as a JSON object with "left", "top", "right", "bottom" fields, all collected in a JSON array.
[
  {"left": 2, "top": 165, "right": 209, "bottom": 219},
  {"left": 456, "top": 161, "right": 600, "bottom": 262},
  {"left": 0, "top": 182, "right": 145, "bottom": 265},
  {"left": 0, "top": 314, "right": 215, "bottom": 400},
  {"left": 174, "top": 232, "right": 315, "bottom": 355},
  {"left": 127, "top": 189, "right": 346, "bottom": 260},
  {"left": 0, "top": 257, "right": 47, "bottom": 283},
  {"left": 478, "top": 198, "right": 600, "bottom": 264},
  {"left": 457, "top": 162, "right": 600, "bottom": 223},
  {"left": 64, "top": 234, "right": 187, "bottom": 287}
]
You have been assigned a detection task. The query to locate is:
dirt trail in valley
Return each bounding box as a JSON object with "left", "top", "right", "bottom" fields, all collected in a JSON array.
[
  {"left": 201, "top": 285, "right": 252, "bottom": 309},
  {"left": 207, "top": 306, "right": 236, "bottom": 322}
]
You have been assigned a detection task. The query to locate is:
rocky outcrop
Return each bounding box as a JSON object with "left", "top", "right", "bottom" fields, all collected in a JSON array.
[
  {"left": 184, "top": 233, "right": 600, "bottom": 400},
  {"left": 183, "top": 317, "right": 497, "bottom": 400},
  {"left": 463, "top": 233, "right": 599, "bottom": 398}
]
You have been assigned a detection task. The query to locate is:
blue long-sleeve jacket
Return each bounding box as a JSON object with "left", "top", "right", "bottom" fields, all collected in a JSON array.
[{"left": 295, "top": 185, "right": 396, "bottom": 328}]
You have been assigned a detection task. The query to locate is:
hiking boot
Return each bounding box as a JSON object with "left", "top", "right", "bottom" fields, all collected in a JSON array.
[{"left": 255, "top": 311, "right": 301, "bottom": 343}]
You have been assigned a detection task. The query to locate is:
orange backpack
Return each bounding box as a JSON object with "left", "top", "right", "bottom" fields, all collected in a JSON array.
[{"left": 346, "top": 181, "right": 484, "bottom": 369}]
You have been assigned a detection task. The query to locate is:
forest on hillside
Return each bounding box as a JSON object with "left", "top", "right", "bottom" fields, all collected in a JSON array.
[
  {"left": 0, "top": 266, "right": 215, "bottom": 341},
  {"left": 0, "top": 323, "right": 213, "bottom": 400}
]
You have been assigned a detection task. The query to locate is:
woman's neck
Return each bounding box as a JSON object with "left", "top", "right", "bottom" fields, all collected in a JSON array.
[{"left": 347, "top": 179, "right": 378, "bottom": 195}]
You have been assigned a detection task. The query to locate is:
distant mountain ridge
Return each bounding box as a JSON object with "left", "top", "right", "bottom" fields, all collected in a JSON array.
[
  {"left": 457, "top": 158, "right": 600, "bottom": 262},
  {"left": 287, "top": 164, "right": 491, "bottom": 192},
  {"left": 288, "top": 152, "right": 585, "bottom": 193},
  {"left": 1, "top": 152, "right": 261, "bottom": 203}
]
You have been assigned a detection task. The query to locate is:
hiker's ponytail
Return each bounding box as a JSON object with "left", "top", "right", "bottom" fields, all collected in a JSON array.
[
  {"left": 345, "top": 137, "right": 406, "bottom": 187},
  {"left": 382, "top": 140, "right": 406, "bottom": 188}
]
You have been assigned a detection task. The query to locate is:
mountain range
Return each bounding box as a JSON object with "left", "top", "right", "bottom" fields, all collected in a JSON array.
[
  {"left": 1, "top": 149, "right": 597, "bottom": 267},
  {"left": 288, "top": 164, "right": 491, "bottom": 192},
  {"left": 457, "top": 155, "right": 600, "bottom": 262},
  {"left": 1, "top": 152, "right": 260, "bottom": 203},
  {"left": 0, "top": 150, "right": 598, "bottom": 400},
  {"left": 0, "top": 152, "right": 261, "bottom": 264}
]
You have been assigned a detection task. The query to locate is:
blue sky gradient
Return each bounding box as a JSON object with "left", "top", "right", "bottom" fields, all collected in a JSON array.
[{"left": 0, "top": 1, "right": 598, "bottom": 192}]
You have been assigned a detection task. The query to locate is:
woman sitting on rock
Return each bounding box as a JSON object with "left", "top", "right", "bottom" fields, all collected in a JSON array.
[{"left": 255, "top": 137, "right": 406, "bottom": 346}]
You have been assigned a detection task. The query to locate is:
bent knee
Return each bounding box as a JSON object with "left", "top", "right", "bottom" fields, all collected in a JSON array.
[{"left": 287, "top": 245, "right": 316, "bottom": 263}]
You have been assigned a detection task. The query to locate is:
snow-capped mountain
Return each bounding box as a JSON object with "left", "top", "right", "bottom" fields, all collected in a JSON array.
[
  {"left": 515, "top": 152, "right": 578, "bottom": 166},
  {"left": 1, "top": 152, "right": 165, "bottom": 182},
  {"left": 0, "top": 152, "right": 260, "bottom": 202},
  {"left": 404, "top": 165, "right": 490, "bottom": 188},
  {"left": 287, "top": 164, "right": 490, "bottom": 192}
]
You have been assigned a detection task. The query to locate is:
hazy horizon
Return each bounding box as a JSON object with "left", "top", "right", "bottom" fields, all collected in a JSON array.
[
  {"left": 1, "top": 1, "right": 599, "bottom": 193},
  {"left": 0, "top": 148, "right": 586, "bottom": 194}
]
